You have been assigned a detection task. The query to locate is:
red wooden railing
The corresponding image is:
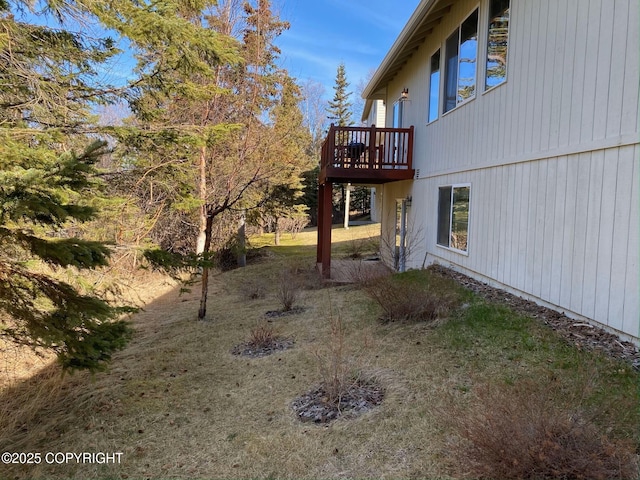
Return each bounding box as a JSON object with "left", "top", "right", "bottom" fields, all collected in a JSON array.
[{"left": 320, "top": 124, "right": 414, "bottom": 178}]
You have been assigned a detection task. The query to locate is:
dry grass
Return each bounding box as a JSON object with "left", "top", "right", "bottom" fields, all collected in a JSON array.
[
  {"left": 445, "top": 380, "right": 639, "bottom": 479},
  {"left": 363, "top": 270, "right": 463, "bottom": 323},
  {"left": 0, "top": 224, "right": 638, "bottom": 480}
]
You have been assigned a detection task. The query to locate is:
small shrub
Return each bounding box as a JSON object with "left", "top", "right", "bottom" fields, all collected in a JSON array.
[
  {"left": 344, "top": 236, "right": 378, "bottom": 259},
  {"left": 363, "top": 273, "right": 460, "bottom": 323},
  {"left": 231, "top": 320, "right": 294, "bottom": 357},
  {"left": 279, "top": 215, "right": 309, "bottom": 239},
  {"left": 342, "top": 259, "right": 391, "bottom": 286},
  {"left": 276, "top": 268, "right": 301, "bottom": 312},
  {"left": 248, "top": 320, "right": 278, "bottom": 349},
  {"left": 315, "top": 311, "right": 350, "bottom": 404},
  {"left": 447, "top": 381, "right": 639, "bottom": 480},
  {"left": 293, "top": 307, "right": 384, "bottom": 423},
  {"left": 241, "top": 278, "right": 267, "bottom": 300}
]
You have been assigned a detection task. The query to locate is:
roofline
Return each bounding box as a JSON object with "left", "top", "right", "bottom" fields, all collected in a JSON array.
[{"left": 362, "top": 0, "right": 446, "bottom": 100}]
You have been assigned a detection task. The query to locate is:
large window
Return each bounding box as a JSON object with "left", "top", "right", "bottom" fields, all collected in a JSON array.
[
  {"left": 437, "top": 185, "right": 470, "bottom": 252},
  {"left": 485, "top": 0, "right": 510, "bottom": 89},
  {"left": 428, "top": 49, "right": 440, "bottom": 123},
  {"left": 443, "top": 9, "right": 479, "bottom": 113}
]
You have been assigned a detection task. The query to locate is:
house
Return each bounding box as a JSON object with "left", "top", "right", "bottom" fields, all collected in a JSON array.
[{"left": 318, "top": 0, "right": 639, "bottom": 344}]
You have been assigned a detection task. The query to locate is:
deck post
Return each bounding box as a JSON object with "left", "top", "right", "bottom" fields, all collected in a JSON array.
[
  {"left": 319, "top": 181, "right": 333, "bottom": 279},
  {"left": 369, "top": 124, "right": 376, "bottom": 168},
  {"left": 316, "top": 183, "right": 324, "bottom": 264}
]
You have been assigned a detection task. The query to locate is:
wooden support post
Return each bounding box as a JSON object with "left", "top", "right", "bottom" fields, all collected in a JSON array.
[
  {"left": 316, "top": 183, "right": 324, "bottom": 264},
  {"left": 369, "top": 124, "right": 376, "bottom": 169},
  {"left": 320, "top": 182, "right": 333, "bottom": 279}
]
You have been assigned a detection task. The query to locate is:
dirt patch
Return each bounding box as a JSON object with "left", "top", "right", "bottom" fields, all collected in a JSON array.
[
  {"left": 292, "top": 381, "right": 385, "bottom": 424},
  {"left": 231, "top": 338, "right": 294, "bottom": 358},
  {"left": 430, "top": 265, "right": 640, "bottom": 370}
]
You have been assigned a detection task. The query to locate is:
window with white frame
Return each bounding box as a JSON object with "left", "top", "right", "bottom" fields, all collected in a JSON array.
[
  {"left": 437, "top": 184, "right": 470, "bottom": 252},
  {"left": 485, "top": 0, "right": 510, "bottom": 89},
  {"left": 428, "top": 49, "right": 440, "bottom": 123},
  {"left": 443, "top": 8, "right": 479, "bottom": 113}
]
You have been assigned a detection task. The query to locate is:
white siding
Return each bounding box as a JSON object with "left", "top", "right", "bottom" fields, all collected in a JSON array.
[
  {"left": 387, "top": 0, "right": 639, "bottom": 177},
  {"left": 376, "top": 0, "right": 639, "bottom": 341},
  {"left": 410, "top": 145, "right": 639, "bottom": 340}
]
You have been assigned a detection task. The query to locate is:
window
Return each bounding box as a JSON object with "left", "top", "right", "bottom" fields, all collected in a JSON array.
[
  {"left": 486, "top": 0, "right": 510, "bottom": 89},
  {"left": 428, "top": 49, "right": 440, "bottom": 123},
  {"left": 437, "top": 185, "right": 470, "bottom": 252},
  {"left": 392, "top": 100, "right": 403, "bottom": 128},
  {"left": 443, "top": 9, "right": 479, "bottom": 113}
]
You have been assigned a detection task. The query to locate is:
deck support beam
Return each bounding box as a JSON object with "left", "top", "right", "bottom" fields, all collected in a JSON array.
[{"left": 317, "top": 181, "right": 333, "bottom": 279}]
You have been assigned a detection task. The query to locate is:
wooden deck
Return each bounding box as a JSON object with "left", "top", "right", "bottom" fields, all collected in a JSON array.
[
  {"left": 316, "top": 124, "right": 415, "bottom": 279},
  {"left": 319, "top": 124, "right": 415, "bottom": 185}
]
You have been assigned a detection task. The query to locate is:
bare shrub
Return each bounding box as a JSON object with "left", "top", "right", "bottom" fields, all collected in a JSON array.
[
  {"left": 344, "top": 235, "right": 378, "bottom": 259},
  {"left": 231, "top": 320, "right": 294, "bottom": 358},
  {"left": 279, "top": 215, "right": 309, "bottom": 239},
  {"left": 447, "top": 381, "right": 639, "bottom": 480},
  {"left": 315, "top": 310, "right": 350, "bottom": 404},
  {"left": 342, "top": 259, "right": 391, "bottom": 286},
  {"left": 241, "top": 278, "right": 267, "bottom": 300},
  {"left": 248, "top": 320, "right": 278, "bottom": 349},
  {"left": 298, "top": 306, "right": 383, "bottom": 423},
  {"left": 276, "top": 268, "right": 301, "bottom": 312},
  {"left": 363, "top": 274, "right": 459, "bottom": 323}
]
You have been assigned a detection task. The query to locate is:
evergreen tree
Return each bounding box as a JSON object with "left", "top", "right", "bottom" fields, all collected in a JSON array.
[
  {"left": 326, "top": 62, "right": 354, "bottom": 127},
  {"left": 325, "top": 63, "right": 355, "bottom": 225},
  {"left": 0, "top": 5, "right": 133, "bottom": 371},
  {"left": 116, "top": 0, "right": 311, "bottom": 319}
]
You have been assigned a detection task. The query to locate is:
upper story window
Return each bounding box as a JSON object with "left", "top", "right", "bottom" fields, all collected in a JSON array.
[
  {"left": 443, "top": 8, "right": 479, "bottom": 114},
  {"left": 485, "top": 0, "right": 510, "bottom": 89},
  {"left": 428, "top": 49, "right": 440, "bottom": 123}
]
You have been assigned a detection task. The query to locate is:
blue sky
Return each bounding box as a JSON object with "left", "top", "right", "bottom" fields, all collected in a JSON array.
[
  {"left": 11, "top": 0, "right": 419, "bottom": 104},
  {"left": 275, "top": 0, "right": 419, "bottom": 96}
]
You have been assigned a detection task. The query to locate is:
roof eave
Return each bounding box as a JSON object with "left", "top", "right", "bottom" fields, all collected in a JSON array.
[{"left": 362, "top": 0, "right": 452, "bottom": 100}]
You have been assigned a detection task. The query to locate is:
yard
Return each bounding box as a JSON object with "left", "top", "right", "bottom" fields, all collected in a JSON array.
[{"left": 1, "top": 224, "right": 638, "bottom": 479}]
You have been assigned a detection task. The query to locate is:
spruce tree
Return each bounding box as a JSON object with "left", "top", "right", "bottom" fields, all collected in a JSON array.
[
  {"left": 0, "top": 8, "right": 133, "bottom": 371},
  {"left": 115, "top": 0, "right": 311, "bottom": 319},
  {"left": 325, "top": 63, "right": 355, "bottom": 225},
  {"left": 326, "top": 63, "right": 354, "bottom": 127}
]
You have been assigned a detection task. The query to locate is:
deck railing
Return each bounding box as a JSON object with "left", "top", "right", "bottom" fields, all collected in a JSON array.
[{"left": 320, "top": 124, "right": 414, "bottom": 178}]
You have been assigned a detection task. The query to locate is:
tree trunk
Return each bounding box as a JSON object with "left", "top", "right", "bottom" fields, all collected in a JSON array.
[
  {"left": 198, "top": 213, "right": 214, "bottom": 320},
  {"left": 196, "top": 146, "right": 207, "bottom": 254},
  {"left": 237, "top": 210, "right": 246, "bottom": 267},
  {"left": 274, "top": 217, "right": 281, "bottom": 246},
  {"left": 344, "top": 183, "right": 351, "bottom": 229}
]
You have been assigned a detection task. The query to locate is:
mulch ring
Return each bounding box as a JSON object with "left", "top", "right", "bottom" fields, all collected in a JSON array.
[
  {"left": 429, "top": 264, "right": 640, "bottom": 370},
  {"left": 292, "top": 380, "right": 385, "bottom": 424},
  {"left": 265, "top": 306, "right": 306, "bottom": 318},
  {"left": 231, "top": 338, "right": 294, "bottom": 358}
]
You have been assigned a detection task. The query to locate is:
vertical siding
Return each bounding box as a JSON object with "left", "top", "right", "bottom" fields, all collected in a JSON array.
[
  {"left": 381, "top": 0, "right": 639, "bottom": 340},
  {"left": 581, "top": 149, "right": 605, "bottom": 320},
  {"left": 580, "top": 0, "right": 601, "bottom": 144},
  {"left": 623, "top": 146, "right": 639, "bottom": 337},
  {"left": 397, "top": 0, "right": 639, "bottom": 175},
  {"left": 412, "top": 144, "right": 638, "bottom": 339}
]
